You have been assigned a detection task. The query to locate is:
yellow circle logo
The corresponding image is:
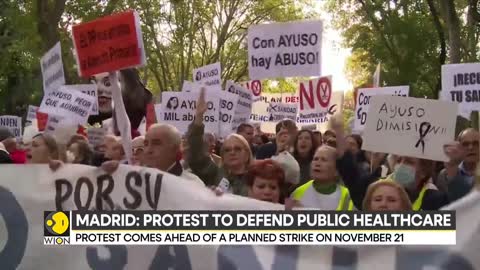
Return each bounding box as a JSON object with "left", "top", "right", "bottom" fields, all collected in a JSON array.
[{"left": 45, "top": 212, "right": 69, "bottom": 235}]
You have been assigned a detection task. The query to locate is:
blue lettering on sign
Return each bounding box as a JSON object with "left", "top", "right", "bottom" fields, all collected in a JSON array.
[
  {"left": 0, "top": 186, "right": 29, "bottom": 269},
  {"left": 86, "top": 245, "right": 127, "bottom": 269}
]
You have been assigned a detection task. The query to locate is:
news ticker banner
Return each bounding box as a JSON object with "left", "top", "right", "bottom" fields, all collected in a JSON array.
[
  {"left": 1, "top": 165, "right": 479, "bottom": 270},
  {"left": 45, "top": 211, "right": 456, "bottom": 245}
]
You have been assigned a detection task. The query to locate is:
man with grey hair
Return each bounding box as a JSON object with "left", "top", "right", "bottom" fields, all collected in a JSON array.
[
  {"left": 102, "top": 123, "right": 204, "bottom": 185},
  {"left": 145, "top": 124, "right": 203, "bottom": 184}
]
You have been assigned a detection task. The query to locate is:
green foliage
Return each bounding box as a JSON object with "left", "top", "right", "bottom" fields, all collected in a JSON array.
[{"left": 326, "top": 0, "right": 441, "bottom": 98}]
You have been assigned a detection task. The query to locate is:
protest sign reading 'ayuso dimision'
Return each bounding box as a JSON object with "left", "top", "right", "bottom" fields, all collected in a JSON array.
[
  {"left": 248, "top": 20, "right": 322, "bottom": 80},
  {"left": 362, "top": 96, "right": 458, "bottom": 162}
]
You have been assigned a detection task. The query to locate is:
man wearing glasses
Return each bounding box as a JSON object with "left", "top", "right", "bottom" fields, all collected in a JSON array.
[{"left": 436, "top": 128, "right": 479, "bottom": 202}]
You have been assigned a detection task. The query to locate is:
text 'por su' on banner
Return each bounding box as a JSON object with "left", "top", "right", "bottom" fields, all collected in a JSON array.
[
  {"left": 362, "top": 96, "right": 458, "bottom": 162},
  {"left": 71, "top": 10, "right": 146, "bottom": 78},
  {"left": 248, "top": 20, "right": 323, "bottom": 80}
]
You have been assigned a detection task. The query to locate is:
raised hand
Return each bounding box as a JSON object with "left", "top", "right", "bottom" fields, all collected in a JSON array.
[
  {"left": 443, "top": 141, "right": 465, "bottom": 166},
  {"left": 194, "top": 87, "right": 208, "bottom": 125}
]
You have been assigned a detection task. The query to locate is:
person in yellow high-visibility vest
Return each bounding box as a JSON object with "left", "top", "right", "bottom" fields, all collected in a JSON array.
[{"left": 291, "top": 145, "right": 354, "bottom": 210}]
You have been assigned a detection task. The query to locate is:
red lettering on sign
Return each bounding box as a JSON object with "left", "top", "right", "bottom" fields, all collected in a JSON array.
[
  {"left": 299, "top": 76, "right": 332, "bottom": 110},
  {"left": 317, "top": 77, "right": 331, "bottom": 108}
]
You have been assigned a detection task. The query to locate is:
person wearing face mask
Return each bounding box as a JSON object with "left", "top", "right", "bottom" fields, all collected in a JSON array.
[
  {"left": 436, "top": 128, "right": 478, "bottom": 202},
  {"left": 363, "top": 180, "right": 412, "bottom": 211},
  {"left": 334, "top": 115, "right": 460, "bottom": 210},
  {"left": 187, "top": 88, "right": 253, "bottom": 196}
]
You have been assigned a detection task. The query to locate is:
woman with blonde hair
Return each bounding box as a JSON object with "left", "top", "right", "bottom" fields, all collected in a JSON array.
[
  {"left": 363, "top": 180, "right": 412, "bottom": 211},
  {"left": 187, "top": 88, "right": 253, "bottom": 196},
  {"left": 27, "top": 133, "right": 65, "bottom": 164}
]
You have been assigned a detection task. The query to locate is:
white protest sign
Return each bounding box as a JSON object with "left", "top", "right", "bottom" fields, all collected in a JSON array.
[
  {"left": 267, "top": 102, "right": 297, "bottom": 122},
  {"left": 226, "top": 81, "right": 253, "bottom": 132},
  {"left": 0, "top": 115, "right": 22, "bottom": 139},
  {"left": 87, "top": 126, "right": 107, "bottom": 148},
  {"left": 39, "top": 86, "right": 95, "bottom": 125},
  {"left": 26, "top": 105, "right": 39, "bottom": 122},
  {"left": 182, "top": 80, "right": 194, "bottom": 92},
  {"left": 248, "top": 20, "right": 322, "bottom": 79},
  {"left": 40, "top": 42, "right": 65, "bottom": 93},
  {"left": 63, "top": 84, "right": 99, "bottom": 115},
  {"left": 354, "top": 86, "right": 409, "bottom": 132},
  {"left": 44, "top": 116, "right": 78, "bottom": 145},
  {"left": 441, "top": 63, "right": 480, "bottom": 116},
  {"left": 297, "top": 76, "right": 343, "bottom": 126},
  {"left": 160, "top": 91, "right": 219, "bottom": 134},
  {"left": 251, "top": 93, "right": 298, "bottom": 133},
  {"left": 362, "top": 96, "right": 458, "bottom": 162},
  {"left": 0, "top": 165, "right": 479, "bottom": 269},
  {"left": 240, "top": 80, "right": 263, "bottom": 101},
  {"left": 193, "top": 62, "right": 221, "bottom": 90},
  {"left": 217, "top": 91, "right": 238, "bottom": 138}
]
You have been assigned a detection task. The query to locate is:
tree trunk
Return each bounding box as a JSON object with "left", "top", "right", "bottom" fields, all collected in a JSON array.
[
  {"left": 427, "top": 0, "right": 446, "bottom": 99},
  {"left": 440, "top": 0, "right": 462, "bottom": 64}
]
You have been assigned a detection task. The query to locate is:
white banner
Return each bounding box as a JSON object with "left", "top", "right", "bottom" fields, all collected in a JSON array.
[
  {"left": 26, "top": 105, "right": 39, "bottom": 122},
  {"left": 362, "top": 96, "right": 458, "bottom": 162},
  {"left": 441, "top": 63, "right": 480, "bottom": 116},
  {"left": 64, "top": 84, "right": 99, "bottom": 115},
  {"left": 193, "top": 62, "right": 222, "bottom": 90},
  {"left": 160, "top": 91, "right": 219, "bottom": 134},
  {"left": 226, "top": 81, "right": 253, "bottom": 132},
  {"left": 40, "top": 42, "right": 65, "bottom": 93},
  {"left": 248, "top": 20, "right": 322, "bottom": 79},
  {"left": 0, "top": 165, "right": 479, "bottom": 269},
  {"left": 0, "top": 115, "right": 22, "bottom": 139},
  {"left": 39, "top": 87, "right": 95, "bottom": 125},
  {"left": 354, "top": 86, "right": 409, "bottom": 133}
]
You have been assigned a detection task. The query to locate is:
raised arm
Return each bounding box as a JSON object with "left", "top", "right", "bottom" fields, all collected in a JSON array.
[{"left": 186, "top": 88, "right": 220, "bottom": 186}]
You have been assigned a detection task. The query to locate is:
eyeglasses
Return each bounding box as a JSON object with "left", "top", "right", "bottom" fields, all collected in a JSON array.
[
  {"left": 461, "top": 140, "right": 479, "bottom": 148},
  {"left": 223, "top": 146, "right": 243, "bottom": 154}
]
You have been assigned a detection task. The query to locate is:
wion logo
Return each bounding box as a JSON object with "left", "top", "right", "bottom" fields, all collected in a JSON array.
[{"left": 43, "top": 211, "right": 71, "bottom": 245}]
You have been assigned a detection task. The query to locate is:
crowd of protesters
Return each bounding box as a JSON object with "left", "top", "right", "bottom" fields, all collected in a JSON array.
[{"left": 0, "top": 87, "right": 477, "bottom": 212}]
